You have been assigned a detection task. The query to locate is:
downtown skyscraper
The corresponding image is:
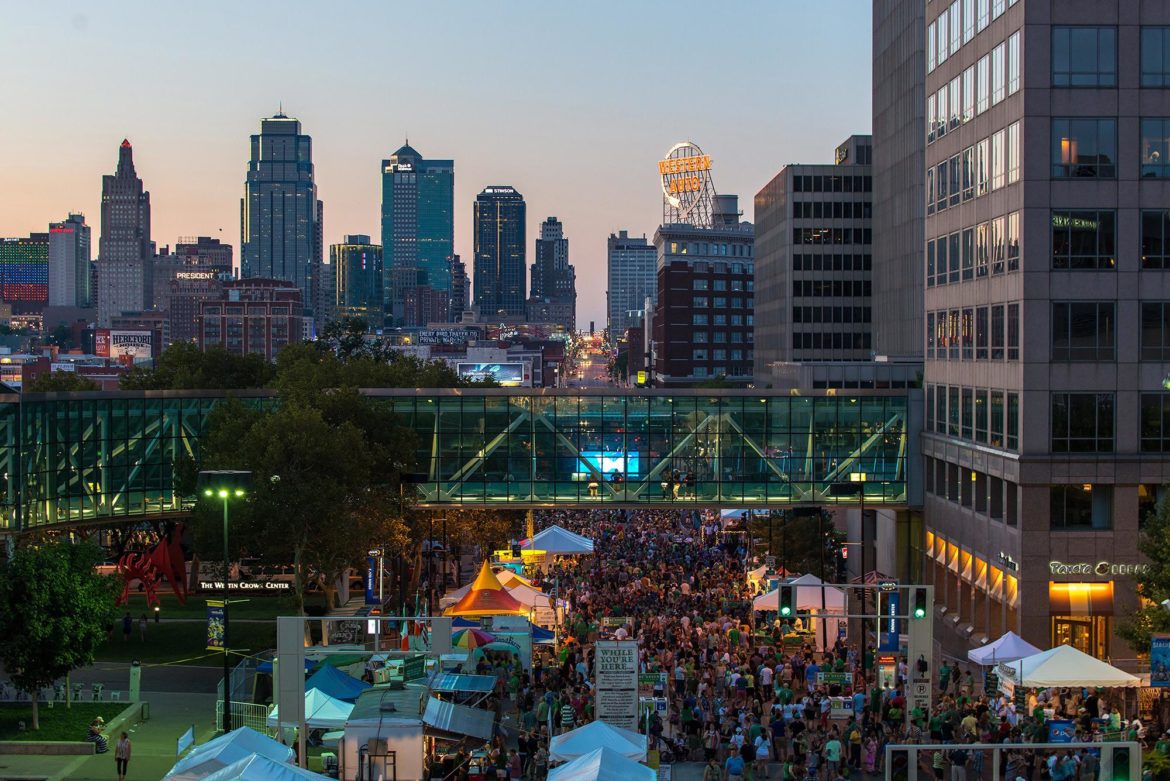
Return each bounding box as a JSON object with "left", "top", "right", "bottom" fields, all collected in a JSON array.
[
  {"left": 96, "top": 140, "right": 152, "bottom": 327},
  {"left": 241, "top": 113, "right": 323, "bottom": 326},
  {"left": 381, "top": 142, "right": 453, "bottom": 326},
  {"left": 528, "top": 216, "right": 576, "bottom": 331},
  {"left": 473, "top": 186, "right": 526, "bottom": 319},
  {"left": 48, "top": 213, "right": 91, "bottom": 308}
]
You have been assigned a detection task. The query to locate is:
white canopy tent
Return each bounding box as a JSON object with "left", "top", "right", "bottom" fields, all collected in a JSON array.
[
  {"left": 521, "top": 525, "right": 595, "bottom": 555},
  {"left": 967, "top": 631, "right": 1043, "bottom": 666},
  {"left": 752, "top": 574, "right": 846, "bottom": 652},
  {"left": 163, "top": 727, "right": 294, "bottom": 781},
  {"left": 200, "top": 754, "right": 333, "bottom": 781},
  {"left": 549, "top": 720, "right": 648, "bottom": 762},
  {"left": 548, "top": 746, "right": 656, "bottom": 781},
  {"left": 1001, "top": 644, "right": 1141, "bottom": 689},
  {"left": 266, "top": 688, "right": 355, "bottom": 730}
]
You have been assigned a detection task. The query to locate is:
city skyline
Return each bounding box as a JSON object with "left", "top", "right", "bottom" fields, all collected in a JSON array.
[{"left": 0, "top": 1, "right": 872, "bottom": 328}]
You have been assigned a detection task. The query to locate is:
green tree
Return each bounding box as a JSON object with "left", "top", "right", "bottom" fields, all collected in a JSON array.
[
  {"left": 1118, "top": 493, "right": 1170, "bottom": 651},
  {"left": 748, "top": 510, "right": 836, "bottom": 579},
  {"left": 120, "top": 342, "right": 275, "bottom": 390},
  {"left": 318, "top": 317, "right": 372, "bottom": 360},
  {"left": 0, "top": 540, "right": 118, "bottom": 729},
  {"left": 24, "top": 372, "right": 100, "bottom": 392}
]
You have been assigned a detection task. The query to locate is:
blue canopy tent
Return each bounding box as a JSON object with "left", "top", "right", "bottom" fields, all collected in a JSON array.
[
  {"left": 303, "top": 664, "right": 371, "bottom": 702},
  {"left": 256, "top": 658, "right": 316, "bottom": 674}
]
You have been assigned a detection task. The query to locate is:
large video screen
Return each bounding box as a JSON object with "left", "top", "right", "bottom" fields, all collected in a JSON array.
[
  {"left": 576, "top": 451, "right": 639, "bottom": 478},
  {"left": 456, "top": 362, "right": 528, "bottom": 387}
]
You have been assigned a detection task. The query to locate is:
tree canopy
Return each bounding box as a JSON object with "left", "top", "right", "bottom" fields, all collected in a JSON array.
[
  {"left": 1118, "top": 494, "right": 1170, "bottom": 651},
  {"left": 24, "top": 371, "right": 100, "bottom": 392},
  {"left": 0, "top": 540, "right": 118, "bottom": 729},
  {"left": 120, "top": 342, "right": 275, "bottom": 390}
]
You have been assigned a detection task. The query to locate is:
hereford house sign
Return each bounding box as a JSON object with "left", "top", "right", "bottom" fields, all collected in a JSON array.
[{"left": 1048, "top": 560, "right": 1149, "bottom": 577}]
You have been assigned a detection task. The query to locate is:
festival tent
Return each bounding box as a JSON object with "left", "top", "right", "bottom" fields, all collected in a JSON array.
[
  {"left": 266, "top": 688, "right": 356, "bottom": 730},
  {"left": 1001, "top": 644, "right": 1141, "bottom": 688},
  {"left": 548, "top": 746, "right": 656, "bottom": 781},
  {"left": 967, "top": 631, "right": 1043, "bottom": 666},
  {"left": 549, "top": 720, "right": 648, "bottom": 762},
  {"left": 752, "top": 574, "right": 846, "bottom": 652},
  {"left": 440, "top": 579, "right": 552, "bottom": 610},
  {"left": 443, "top": 562, "right": 527, "bottom": 616},
  {"left": 520, "top": 525, "right": 594, "bottom": 555},
  {"left": 200, "top": 754, "right": 333, "bottom": 781},
  {"left": 163, "top": 727, "right": 294, "bottom": 781},
  {"left": 303, "top": 664, "right": 371, "bottom": 702}
]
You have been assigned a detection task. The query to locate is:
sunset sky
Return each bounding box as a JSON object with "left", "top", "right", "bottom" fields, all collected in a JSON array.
[{"left": 1, "top": 1, "right": 872, "bottom": 327}]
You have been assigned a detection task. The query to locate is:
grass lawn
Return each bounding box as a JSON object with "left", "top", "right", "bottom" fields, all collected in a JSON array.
[
  {"left": 0, "top": 702, "right": 126, "bottom": 741},
  {"left": 94, "top": 621, "right": 277, "bottom": 666}
]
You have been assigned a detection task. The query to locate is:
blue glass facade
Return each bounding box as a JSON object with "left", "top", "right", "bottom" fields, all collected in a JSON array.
[{"left": 474, "top": 187, "right": 527, "bottom": 318}]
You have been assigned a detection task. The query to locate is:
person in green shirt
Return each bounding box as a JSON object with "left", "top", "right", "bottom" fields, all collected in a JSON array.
[
  {"left": 1156, "top": 731, "right": 1170, "bottom": 756},
  {"left": 775, "top": 683, "right": 793, "bottom": 705}
]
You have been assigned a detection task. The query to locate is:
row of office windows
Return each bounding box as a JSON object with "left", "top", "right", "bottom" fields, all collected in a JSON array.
[
  {"left": 691, "top": 313, "right": 752, "bottom": 327},
  {"left": 690, "top": 349, "right": 750, "bottom": 362},
  {"left": 926, "top": 304, "right": 1020, "bottom": 362},
  {"left": 925, "top": 385, "right": 1020, "bottom": 450},
  {"left": 791, "top": 175, "right": 872, "bottom": 193},
  {"left": 791, "top": 201, "right": 872, "bottom": 220},
  {"left": 926, "top": 213, "right": 1019, "bottom": 286},
  {"left": 666, "top": 242, "right": 753, "bottom": 258},
  {"left": 927, "top": 30, "right": 1021, "bottom": 143},
  {"left": 692, "top": 278, "right": 753, "bottom": 292},
  {"left": 793, "top": 228, "right": 873, "bottom": 246},
  {"left": 792, "top": 254, "right": 873, "bottom": 272},
  {"left": 1043, "top": 302, "right": 1170, "bottom": 363},
  {"left": 926, "top": 0, "right": 1017, "bottom": 75},
  {"left": 792, "top": 332, "right": 872, "bottom": 351},
  {"left": 793, "top": 280, "right": 872, "bottom": 298},
  {"left": 691, "top": 297, "right": 751, "bottom": 310},
  {"left": 1050, "top": 27, "right": 1170, "bottom": 89},
  {"left": 690, "top": 330, "right": 752, "bottom": 344},
  {"left": 926, "top": 123, "right": 1020, "bottom": 214},
  {"left": 792, "top": 307, "right": 872, "bottom": 325},
  {"left": 923, "top": 455, "right": 1019, "bottom": 527},
  {"left": 1048, "top": 117, "right": 1170, "bottom": 179}
]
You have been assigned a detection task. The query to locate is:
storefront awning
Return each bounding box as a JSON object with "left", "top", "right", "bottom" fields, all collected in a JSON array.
[{"left": 1049, "top": 581, "right": 1114, "bottom": 616}]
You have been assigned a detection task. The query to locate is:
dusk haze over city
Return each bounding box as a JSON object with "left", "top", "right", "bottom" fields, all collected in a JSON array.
[{"left": 0, "top": 2, "right": 1163, "bottom": 780}]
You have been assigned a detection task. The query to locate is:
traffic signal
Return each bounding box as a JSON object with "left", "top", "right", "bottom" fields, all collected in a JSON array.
[
  {"left": 779, "top": 585, "right": 794, "bottom": 618},
  {"left": 913, "top": 587, "right": 928, "bottom": 618}
]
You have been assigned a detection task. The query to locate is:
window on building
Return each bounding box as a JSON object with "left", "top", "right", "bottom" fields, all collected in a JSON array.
[
  {"left": 1142, "top": 303, "right": 1170, "bottom": 360},
  {"left": 991, "top": 305, "right": 1005, "bottom": 359},
  {"left": 1051, "top": 485, "right": 1112, "bottom": 530},
  {"left": 975, "top": 389, "right": 989, "bottom": 442},
  {"left": 949, "top": 232, "right": 961, "bottom": 284},
  {"left": 948, "top": 386, "right": 960, "bottom": 436},
  {"left": 962, "top": 67, "right": 975, "bottom": 123},
  {"left": 962, "top": 228, "right": 974, "bottom": 280},
  {"left": 1051, "top": 118, "right": 1117, "bottom": 178},
  {"left": 976, "top": 306, "right": 989, "bottom": 359},
  {"left": 1007, "top": 392, "right": 1020, "bottom": 449},
  {"left": 1007, "top": 122, "right": 1020, "bottom": 184},
  {"left": 961, "top": 387, "right": 973, "bottom": 439},
  {"left": 962, "top": 147, "right": 974, "bottom": 200},
  {"left": 977, "top": 55, "right": 990, "bottom": 114},
  {"left": 1142, "top": 27, "right": 1170, "bottom": 87},
  {"left": 1007, "top": 303, "right": 1020, "bottom": 360},
  {"left": 1141, "top": 119, "right": 1170, "bottom": 178},
  {"left": 1051, "top": 302, "right": 1115, "bottom": 361},
  {"left": 991, "top": 129, "right": 1005, "bottom": 189},
  {"left": 991, "top": 42, "right": 1006, "bottom": 104},
  {"left": 1052, "top": 211, "right": 1116, "bottom": 269},
  {"left": 1008, "top": 30, "right": 1021, "bottom": 94},
  {"left": 977, "top": 0, "right": 989, "bottom": 31},
  {"left": 1051, "top": 393, "right": 1114, "bottom": 452},
  {"left": 693, "top": 279, "right": 708, "bottom": 291},
  {"left": 1141, "top": 394, "right": 1170, "bottom": 451},
  {"left": 991, "top": 216, "right": 1004, "bottom": 275},
  {"left": 1007, "top": 212, "right": 1020, "bottom": 271},
  {"left": 935, "top": 385, "right": 947, "bottom": 433},
  {"left": 990, "top": 390, "right": 1005, "bottom": 446},
  {"left": 693, "top": 314, "right": 708, "bottom": 325},
  {"left": 1052, "top": 27, "right": 1117, "bottom": 87},
  {"left": 1143, "top": 211, "right": 1170, "bottom": 269},
  {"left": 962, "top": 308, "right": 974, "bottom": 359},
  {"left": 975, "top": 222, "right": 989, "bottom": 277},
  {"left": 976, "top": 138, "right": 989, "bottom": 195}
]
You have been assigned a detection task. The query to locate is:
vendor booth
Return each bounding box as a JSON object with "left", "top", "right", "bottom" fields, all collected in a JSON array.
[
  {"left": 266, "top": 688, "right": 355, "bottom": 731},
  {"left": 520, "top": 525, "right": 594, "bottom": 555},
  {"left": 999, "top": 644, "right": 1141, "bottom": 689},
  {"left": 547, "top": 746, "right": 655, "bottom": 781},
  {"left": 163, "top": 727, "right": 295, "bottom": 781},
  {"left": 753, "top": 574, "right": 845, "bottom": 651},
  {"left": 303, "top": 664, "right": 370, "bottom": 702},
  {"left": 444, "top": 563, "right": 527, "bottom": 617},
  {"left": 549, "top": 720, "right": 648, "bottom": 762},
  {"left": 967, "top": 631, "right": 1042, "bottom": 666}
]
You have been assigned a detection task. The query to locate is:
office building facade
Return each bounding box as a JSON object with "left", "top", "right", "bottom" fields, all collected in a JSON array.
[
  {"left": 921, "top": 0, "right": 1170, "bottom": 662},
  {"left": 473, "top": 186, "right": 526, "bottom": 319},
  {"left": 528, "top": 216, "right": 576, "bottom": 331},
  {"left": 240, "top": 114, "right": 323, "bottom": 324},
  {"left": 48, "top": 214, "right": 91, "bottom": 309},
  {"left": 97, "top": 140, "right": 153, "bottom": 327},
  {"left": 606, "top": 231, "right": 657, "bottom": 342},
  {"left": 652, "top": 195, "right": 755, "bottom": 386},
  {"left": 873, "top": 0, "right": 927, "bottom": 359},
  {"left": 449, "top": 255, "right": 471, "bottom": 323},
  {"left": 380, "top": 143, "right": 453, "bottom": 326},
  {"left": 753, "top": 136, "right": 875, "bottom": 380},
  {"left": 0, "top": 234, "right": 49, "bottom": 313},
  {"left": 331, "top": 235, "right": 383, "bottom": 322},
  {"left": 152, "top": 238, "right": 233, "bottom": 346},
  {"left": 197, "top": 278, "right": 303, "bottom": 361}
]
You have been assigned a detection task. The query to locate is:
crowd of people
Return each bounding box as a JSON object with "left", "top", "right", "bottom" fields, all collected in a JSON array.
[{"left": 440, "top": 508, "right": 1140, "bottom": 781}]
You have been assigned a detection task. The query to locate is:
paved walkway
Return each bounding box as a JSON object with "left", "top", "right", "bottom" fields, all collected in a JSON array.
[{"left": 0, "top": 690, "right": 217, "bottom": 781}]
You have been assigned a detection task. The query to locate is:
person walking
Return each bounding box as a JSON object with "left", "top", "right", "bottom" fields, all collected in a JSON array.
[
  {"left": 121, "top": 612, "right": 132, "bottom": 642},
  {"left": 114, "top": 732, "right": 131, "bottom": 781}
]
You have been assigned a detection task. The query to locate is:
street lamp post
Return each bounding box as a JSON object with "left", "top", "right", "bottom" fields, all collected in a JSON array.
[{"left": 198, "top": 470, "right": 252, "bottom": 733}]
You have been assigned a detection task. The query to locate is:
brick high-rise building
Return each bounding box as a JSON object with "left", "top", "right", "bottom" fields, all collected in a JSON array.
[{"left": 197, "top": 278, "right": 303, "bottom": 360}]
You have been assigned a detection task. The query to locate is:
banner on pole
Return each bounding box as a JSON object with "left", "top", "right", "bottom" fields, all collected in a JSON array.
[
  {"left": 1151, "top": 635, "right": 1170, "bottom": 687},
  {"left": 206, "top": 600, "right": 225, "bottom": 651},
  {"left": 177, "top": 724, "right": 195, "bottom": 755}
]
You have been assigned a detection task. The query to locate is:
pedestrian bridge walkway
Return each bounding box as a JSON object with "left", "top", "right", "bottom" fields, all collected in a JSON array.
[{"left": 0, "top": 388, "right": 917, "bottom": 531}]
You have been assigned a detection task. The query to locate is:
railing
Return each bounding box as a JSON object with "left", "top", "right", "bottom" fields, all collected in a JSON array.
[{"left": 215, "top": 700, "right": 271, "bottom": 733}]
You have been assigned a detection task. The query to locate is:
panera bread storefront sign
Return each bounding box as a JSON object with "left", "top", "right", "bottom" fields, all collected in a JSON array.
[{"left": 1048, "top": 560, "right": 1149, "bottom": 577}]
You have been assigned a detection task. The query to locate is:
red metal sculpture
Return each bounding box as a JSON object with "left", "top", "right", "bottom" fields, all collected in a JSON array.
[{"left": 115, "top": 523, "right": 189, "bottom": 606}]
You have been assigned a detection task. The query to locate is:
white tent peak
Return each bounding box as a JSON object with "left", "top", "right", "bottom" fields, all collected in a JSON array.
[
  {"left": 1004, "top": 644, "right": 1141, "bottom": 688},
  {"left": 547, "top": 746, "right": 656, "bottom": 781},
  {"left": 521, "top": 525, "right": 595, "bottom": 555},
  {"left": 967, "top": 631, "right": 1042, "bottom": 665},
  {"left": 200, "top": 753, "right": 334, "bottom": 781},
  {"left": 267, "top": 687, "right": 355, "bottom": 730},
  {"left": 163, "top": 726, "right": 294, "bottom": 781},
  {"left": 549, "top": 720, "right": 648, "bottom": 762}
]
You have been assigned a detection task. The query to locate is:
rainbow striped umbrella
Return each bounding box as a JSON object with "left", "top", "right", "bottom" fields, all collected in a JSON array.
[{"left": 452, "top": 628, "right": 497, "bottom": 649}]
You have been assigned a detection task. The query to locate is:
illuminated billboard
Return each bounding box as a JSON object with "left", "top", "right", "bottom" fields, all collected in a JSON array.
[
  {"left": 456, "top": 362, "right": 530, "bottom": 387},
  {"left": 577, "top": 451, "right": 640, "bottom": 478},
  {"left": 95, "top": 329, "right": 153, "bottom": 361}
]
